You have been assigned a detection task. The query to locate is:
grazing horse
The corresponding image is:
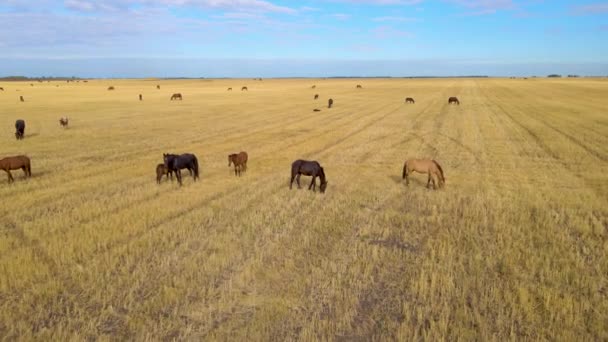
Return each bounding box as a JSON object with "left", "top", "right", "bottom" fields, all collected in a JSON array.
[
  {"left": 241, "top": 86, "right": 248, "bottom": 91},
  {"left": 405, "top": 97, "right": 415, "bottom": 104},
  {"left": 20, "top": 96, "right": 24, "bottom": 102},
  {"left": 108, "top": 86, "right": 115, "bottom": 91},
  {"left": 0, "top": 87, "right": 4, "bottom": 91},
  {"left": 0, "top": 155, "right": 31, "bottom": 183},
  {"left": 228, "top": 151, "right": 248, "bottom": 176},
  {"left": 402, "top": 158, "right": 445, "bottom": 190},
  {"left": 311, "top": 85, "right": 316, "bottom": 89},
  {"left": 59, "top": 117, "right": 69, "bottom": 128},
  {"left": 163, "top": 153, "right": 199, "bottom": 186},
  {"left": 227, "top": 87, "right": 232, "bottom": 91},
  {"left": 314, "top": 94, "right": 319, "bottom": 100},
  {"left": 157, "top": 85, "right": 161, "bottom": 89},
  {"left": 328, "top": 98, "right": 334, "bottom": 108},
  {"left": 290, "top": 160, "right": 328, "bottom": 193},
  {"left": 139, "top": 94, "right": 143, "bottom": 101},
  {"left": 356, "top": 84, "right": 362, "bottom": 88},
  {"left": 448, "top": 97, "right": 460, "bottom": 105},
  {"left": 15, "top": 119, "right": 25, "bottom": 140},
  {"left": 156, "top": 163, "right": 172, "bottom": 184},
  {"left": 170, "top": 93, "right": 183, "bottom": 101}
]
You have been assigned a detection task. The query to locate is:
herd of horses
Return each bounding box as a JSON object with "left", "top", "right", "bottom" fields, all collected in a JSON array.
[{"left": 3, "top": 83, "right": 455, "bottom": 191}]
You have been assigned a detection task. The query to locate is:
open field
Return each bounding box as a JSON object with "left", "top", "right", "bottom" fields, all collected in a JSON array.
[{"left": 1, "top": 77, "right": 607, "bottom": 340}]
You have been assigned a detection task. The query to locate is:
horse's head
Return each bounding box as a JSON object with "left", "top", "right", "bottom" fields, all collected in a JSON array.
[{"left": 320, "top": 180, "right": 328, "bottom": 193}]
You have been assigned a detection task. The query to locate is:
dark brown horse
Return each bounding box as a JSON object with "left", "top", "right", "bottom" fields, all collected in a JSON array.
[
  {"left": 328, "top": 98, "right": 333, "bottom": 108},
  {"left": 15, "top": 119, "right": 25, "bottom": 140},
  {"left": 0, "top": 155, "right": 31, "bottom": 183},
  {"left": 170, "top": 93, "right": 183, "bottom": 100},
  {"left": 405, "top": 97, "right": 415, "bottom": 104},
  {"left": 448, "top": 97, "right": 460, "bottom": 105},
  {"left": 157, "top": 85, "right": 161, "bottom": 89},
  {"left": 228, "top": 151, "right": 248, "bottom": 176},
  {"left": 20, "top": 96, "right": 24, "bottom": 102},
  {"left": 241, "top": 86, "right": 248, "bottom": 91},
  {"left": 311, "top": 85, "right": 316, "bottom": 89},
  {"left": 356, "top": 84, "right": 362, "bottom": 88},
  {"left": 227, "top": 87, "right": 232, "bottom": 91},
  {"left": 0, "top": 87, "right": 4, "bottom": 91},
  {"left": 108, "top": 86, "right": 115, "bottom": 91},
  {"left": 156, "top": 163, "right": 172, "bottom": 184},
  {"left": 290, "top": 159, "right": 327, "bottom": 193},
  {"left": 402, "top": 158, "right": 445, "bottom": 190},
  {"left": 139, "top": 94, "right": 143, "bottom": 101},
  {"left": 314, "top": 94, "right": 319, "bottom": 100},
  {"left": 59, "top": 117, "right": 69, "bottom": 128}
]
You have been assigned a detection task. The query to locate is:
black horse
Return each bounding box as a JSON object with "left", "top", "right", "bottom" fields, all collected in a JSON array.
[
  {"left": 290, "top": 159, "right": 328, "bottom": 193},
  {"left": 163, "top": 153, "right": 199, "bottom": 186},
  {"left": 15, "top": 119, "right": 25, "bottom": 140}
]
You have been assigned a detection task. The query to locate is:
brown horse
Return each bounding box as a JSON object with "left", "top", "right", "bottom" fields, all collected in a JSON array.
[
  {"left": 313, "top": 109, "right": 321, "bottom": 112},
  {"left": 228, "top": 151, "right": 248, "bottom": 176},
  {"left": 139, "top": 94, "right": 143, "bottom": 101},
  {"left": 0, "top": 87, "right": 4, "bottom": 91},
  {"left": 157, "top": 85, "right": 161, "bottom": 89},
  {"left": 0, "top": 155, "right": 31, "bottom": 183},
  {"left": 405, "top": 97, "right": 415, "bottom": 104},
  {"left": 311, "top": 85, "right": 316, "bottom": 89},
  {"left": 227, "top": 87, "right": 232, "bottom": 91},
  {"left": 59, "top": 117, "right": 69, "bottom": 128},
  {"left": 448, "top": 97, "right": 460, "bottom": 105},
  {"left": 241, "top": 86, "right": 248, "bottom": 91},
  {"left": 402, "top": 158, "right": 445, "bottom": 190},
  {"left": 20, "top": 96, "right": 24, "bottom": 102},
  {"left": 108, "top": 86, "right": 115, "bottom": 91},
  {"left": 328, "top": 98, "right": 334, "bottom": 108},
  {"left": 356, "top": 84, "right": 362, "bottom": 88},
  {"left": 170, "top": 93, "right": 182, "bottom": 100},
  {"left": 314, "top": 94, "right": 319, "bottom": 100},
  {"left": 156, "top": 163, "right": 172, "bottom": 184}
]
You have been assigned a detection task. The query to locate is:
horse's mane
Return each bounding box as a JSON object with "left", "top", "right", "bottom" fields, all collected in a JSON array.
[{"left": 432, "top": 160, "right": 445, "bottom": 181}]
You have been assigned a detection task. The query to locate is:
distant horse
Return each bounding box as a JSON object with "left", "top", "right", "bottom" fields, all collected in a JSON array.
[
  {"left": 314, "top": 94, "right": 319, "bottom": 100},
  {"left": 19, "top": 96, "right": 24, "bottom": 102},
  {"left": 157, "top": 85, "right": 160, "bottom": 89},
  {"left": 0, "top": 155, "right": 31, "bottom": 183},
  {"left": 241, "top": 86, "right": 248, "bottom": 91},
  {"left": 227, "top": 87, "right": 232, "bottom": 91},
  {"left": 139, "top": 94, "right": 143, "bottom": 101},
  {"left": 170, "top": 93, "right": 183, "bottom": 101},
  {"left": 228, "top": 151, "right": 248, "bottom": 176},
  {"left": 311, "top": 85, "right": 316, "bottom": 89},
  {"left": 290, "top": 159, "right": 328, "bottom": 193},
  {"left": 0, "top": 87, "right": 4, "bottom": 91},
  {"left": 405, "top": 97, "right": 415, "bottom": 104},
  {"left": 448, "top": 97, "right": 460, "bottom": 105},
  {"left": 163, "top": 153, "right": 199, "bottom": 186},
  {"left": 313, "top": 109, "right": 321, "bottom": 112},
  {"left": 402, "top": 158, "right": 445, "bottom": 190},
  {"left": 156, "top": 163, "right": 172, "bottom": 184},
  {"left": 59, "top": 117, "right": 69, "bottom": 128},
  {"left": 328, "top": 98, "right": 333, "bottom": 108},
  {"left": 108, "top": 86, "right": 115, "bottom": 91},
  {"left": 356, "top": 85, "right": 362, "bottom": 89},
  {"left": 15, "top": 119, "right": 25, "bottom": 140}
]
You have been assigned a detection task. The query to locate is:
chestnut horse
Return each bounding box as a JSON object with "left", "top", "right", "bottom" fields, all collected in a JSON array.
[
  {"left": 402, "top": 158, "right": 445, "bottom": 190},
  {"left": 448, "top": 97, "right": 460, "bottom": 105},
  {"left": 228, "top": 151, "right": 248, "bottom": 176},
  {"left": 170, "top": 93, "right": 183, "bottom": 100},
  {"left": 156, "top": 163, "right": 172, "bottom": 184},
  {"left": 0, "top": 155, "right": 31, "bottom": 183}
]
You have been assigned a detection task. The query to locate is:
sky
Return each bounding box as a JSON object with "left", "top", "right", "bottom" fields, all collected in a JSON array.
[{"left": 0, "top": 0, "right": 607, "bottom": 77}]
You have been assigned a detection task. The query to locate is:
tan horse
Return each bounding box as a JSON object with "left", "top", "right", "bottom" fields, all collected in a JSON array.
[
  {"left": 228, "top": 151, "right": 248, "bottom": 176},
  {"left": 0, "top": 155, "right": 31, "bottom": 183},
  {"left": 402, "top": 158, "right": 445, "bottom": 189}
]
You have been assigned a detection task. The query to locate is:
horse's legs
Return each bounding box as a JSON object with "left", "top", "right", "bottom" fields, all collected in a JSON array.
[
  {"left": 427, "top": 172, "right": 432, "bottom": 189},
  {"left": 290, "top": 172, "right": 295, "bottom": 189},
  {"left": 234, "top": 165, "right": 238, "bottom": 176},
  {"left": 309, "top": 175, "right": 316, "bottom": 191},
  {"left": 6, "top": 170, "right": 14, "bottom": 183},
  {"left": 176, "top": 169, "right": 182, "bottom": 186},
  {"left": 296, "top": 174, "right": 302, "bottom": 189}
]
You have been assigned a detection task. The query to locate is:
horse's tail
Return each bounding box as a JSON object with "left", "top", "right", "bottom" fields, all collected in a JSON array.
[
  {"left": 432, "top": 160, "right": 445, "bottom": 183},
  {"left": 402, "top": 161, "right": 408, "bottom": 179},
  {"left": 193, "top": 156, "right": 200, "bottom": 179}
]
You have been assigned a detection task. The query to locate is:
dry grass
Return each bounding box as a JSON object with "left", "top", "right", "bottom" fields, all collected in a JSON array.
[{"left": 0, "top": 77, "right": 607, "bottom": 340}]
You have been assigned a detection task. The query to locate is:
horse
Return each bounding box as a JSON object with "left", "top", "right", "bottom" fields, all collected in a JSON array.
[
  {"left": 157, "top": 85, "right": 161, "bottom": 89},
  {"left": 356, "top": 85, "right": 362, "bottom": 89},
  {"left": 228, "top": 151, "right": 248, "bottom": 177},
  {"left": 156, "top": 163, "right": 172, "bottom": 184},
  {"left": 139, "top": 94, "right": 143, "bottom": 101},
  {"left": 227, "top": 87, "right": 232, "bottom": 91},
  {"left": 328, "top": 98, "right": 334, "bottom": 108},
  {"left": 108, "top": 86, "right": 115, "bottom": 91},
  {"left": 59, "top": 117, "right": 69, "bottom": 128},
  {"left": 20, "top": 96, "right": 24, "bottom": 102},
  {"left": 15, "top": 119, "right": 25, "bottom": 140},
  {"left": 405, "top": 97, "right": 415, "bottom": 104},
  {"left": 314, "top": 94, "right": 319, "bottom": 100},
  {"left": 448, "top": 97, "right": 460, "bottom": 105},
  {"left": 170, "top": 93, "right": 183, "bottom": 101},
  {"left": 290, "top": 159, "right": 328, "bottom": 193},
  {"left": 311, "top": 85, "right": 316, "bottom": 89},
  {"left": 241, "top": 86, "right": 248, "bottom": 91},
  {"left": 0, "top": 87, "right": 4, "bottom": 91},
  {"left": 402, "top": 158, "right": 445, "bottom": 190},
  {"left": 163, "top": 153, "right": 199, "bottom": 186},
  {"left": 0, "top": 155, "right": 31, "bottom": 183}
]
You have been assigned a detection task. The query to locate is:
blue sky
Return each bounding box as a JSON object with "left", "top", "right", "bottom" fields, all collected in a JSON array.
[{"left": 0, "top": 0, "right": 607, "bottom": 77}]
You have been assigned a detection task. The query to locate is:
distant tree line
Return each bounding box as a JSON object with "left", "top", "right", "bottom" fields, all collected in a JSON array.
[{"left": 0, "top": 76, "right": 83, "bottom": 81}]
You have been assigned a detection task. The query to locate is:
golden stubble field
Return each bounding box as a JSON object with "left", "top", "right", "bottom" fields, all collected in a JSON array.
[{"left": 0, "top": 77, "right": 607, "bottom": 340}]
